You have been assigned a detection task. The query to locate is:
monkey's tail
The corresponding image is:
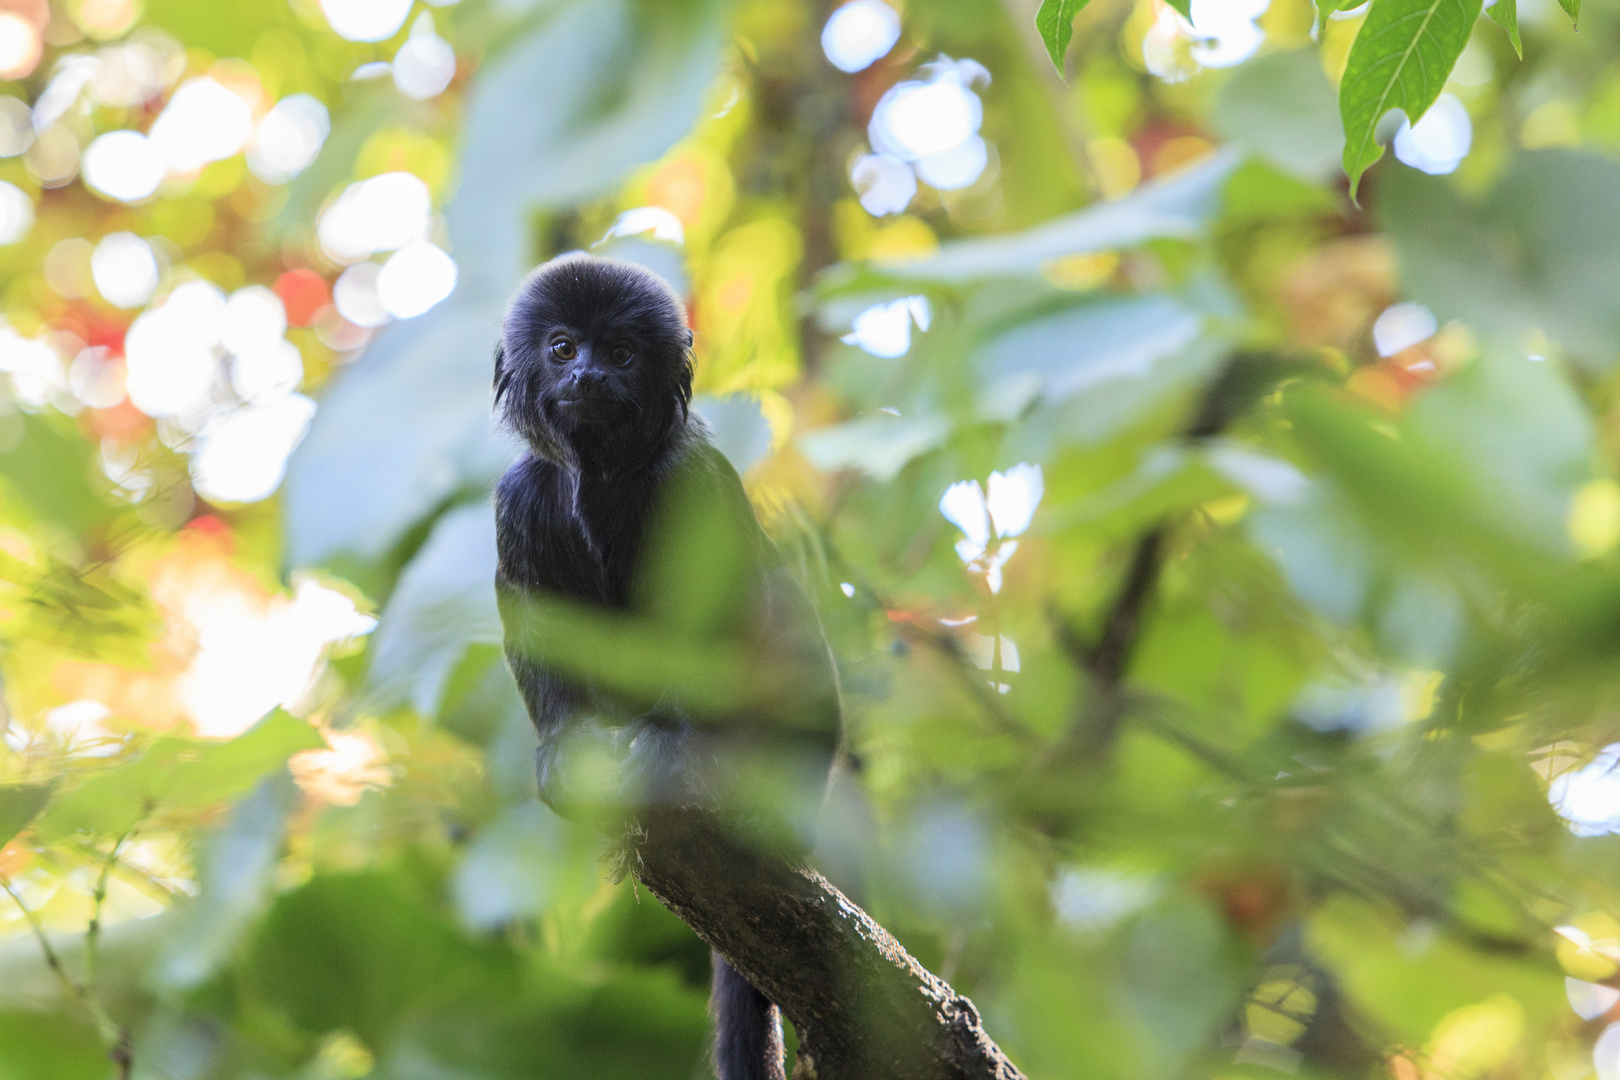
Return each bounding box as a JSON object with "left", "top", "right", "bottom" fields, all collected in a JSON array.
[{"left": 711, "top": 950, "right": 786, "bottom": 1080}]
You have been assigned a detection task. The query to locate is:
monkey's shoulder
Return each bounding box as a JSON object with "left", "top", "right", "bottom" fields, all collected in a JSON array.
[{"left": 658, "top": 420, "right": 771, "bottom": 541}]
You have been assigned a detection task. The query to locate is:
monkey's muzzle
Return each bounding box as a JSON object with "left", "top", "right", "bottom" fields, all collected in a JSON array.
[{"left": 552, "top": 395, "right": 620, "bottom": 424}]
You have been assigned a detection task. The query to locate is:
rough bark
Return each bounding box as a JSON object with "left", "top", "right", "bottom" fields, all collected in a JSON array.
[{"left": 621, "top": 808, "right": 1025, "bottom": 1080}]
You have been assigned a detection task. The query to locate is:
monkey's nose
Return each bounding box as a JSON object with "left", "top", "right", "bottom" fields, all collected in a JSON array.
[{"left": 567, "top": 369, "right": 608, "bottom": 395}]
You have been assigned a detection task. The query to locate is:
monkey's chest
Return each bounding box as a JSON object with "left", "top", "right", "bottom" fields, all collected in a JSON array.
[{"left": 514, "top": 515, "right": 646, "bottom": 611}]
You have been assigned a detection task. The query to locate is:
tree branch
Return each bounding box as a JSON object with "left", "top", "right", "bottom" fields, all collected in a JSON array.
[{"left": 621, "top": 808, "right": 1025, "bottom": 1080}]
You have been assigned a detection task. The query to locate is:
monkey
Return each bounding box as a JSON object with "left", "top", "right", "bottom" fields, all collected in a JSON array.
[{"left": 491, "top": 253, "right": 843, "bottom": 1080}]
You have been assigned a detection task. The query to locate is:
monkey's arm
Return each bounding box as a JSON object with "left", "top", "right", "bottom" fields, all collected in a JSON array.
[{"left": 494, "top": 456, "right": 627, "bottom": 813}]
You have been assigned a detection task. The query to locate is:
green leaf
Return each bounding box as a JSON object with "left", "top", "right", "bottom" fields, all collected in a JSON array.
[
  {"left": 1121, "top": 899, "right": 1246, "bottom": 1071},
  {"left": 1163, "top": 0, "right": 1193, "bottom": 20},
  {"left": 447, "top": 0, "right": 731, "bottom": 296},
  {"left": 798, "top": 413, "right": 950, "bottom": 482},
  {"left": 377, "top": 968, "right": 710, "bottom": 1080},
  {"left": 852, "top": 150, "right": 1238, "bottom": 283},
  {"left": 287, "top": 0, "right": 729, "bottom": 573},
  {"left": 249, "top": 870, "right": 514, "bottom": 1044},
  {"left": 1313, "top": 0, "right": 1369, "bottom": 36},
  {"left": 1382, "top": 150, "right": 1620, "bottom": 369},
  {"left": 284, "top": 299, "right": 510, "bottom": 571},
  {"left": 36, "top": 710, "right": 324, "bottom": 840},
  {"left": 0, "top": 1012, "right": 110, "bottom": 1079},
  {"left": 977, "top": 295, "right": 1204, "bottom": 404},
  {"left": 0, "top": 411, "right": 111, "bottom": 536},
  {"left": 368, "top": 503, "right": 503, "bottom": 716},
  {"left": 1487, "top": 0, "right": 1522, "bottom": 57},
  {"left": 1035, "top": 0, "right": 1092, "bottom": 74},
  {"left": 1338, "top": 0, "right": 1483, "bottom": 199},
  {"left": 153, "top": 775, "right": 298, "bottom": 991},
  {"left": 1214, "top": 48, "right": 1344, "bottom": 180},
  {"left": 1558, "top": 0, "right": 1578, "bottom": 26},
  {"left": 691, "top": 395, "right": 774, "bottom": 475},
  {"left": 0, "top": 784, "right": 52, "bottom": 848}
]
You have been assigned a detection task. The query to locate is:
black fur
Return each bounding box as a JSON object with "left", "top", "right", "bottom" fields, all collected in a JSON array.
[
  {"left": 492, "top": 254, "right": 839, "bottom": 1080},
  {"left": 712, "top": 952, "right": 786, "bottom": 1080}
]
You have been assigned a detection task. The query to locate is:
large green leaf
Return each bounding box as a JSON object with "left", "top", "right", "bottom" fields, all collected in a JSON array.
[
  {"left": 798, "top": 413, "right": 950, "bottom": 481},
  {"left": 1382, "top": 150, "right": 1620, "bottom": 369},
  {"left": 367, "top": 502, "right": 503, "bottom": 715},
  {"left": 0, "top": 1012, "right": 111, "bottom": 1079},
  {"left": 0, "top": 411, "right": 110, "bottom": 537},
  {"left": 447, "top": 0, "right": 730, "bottom": 298},
  {"left": 35, "top": 711, "right": 324, "bottom": 840},
  {"left": 976, "top": 295, "right": 1203, "bottom": 404},
  {"left": 286, "top": 0, "right": 728, "bottom": 573},
  {"left": 1120, "top": 899, "right": 1247, "bottom": 1071},
  {"left": 1337, "top": 0, "right": 1483, "bottom": 199},
  {"left": 152, "top": 775, "right": 297, "bottom": 991},
  {"left": 248, "top": 870, "right": 516, "bottom": 1045},
  {"left": 1035, "top": 0, "right": 1091, "bottom": 73},
  {"left": 283, "top": 299, "right": 511, "bottom": 571},
  {"left": 0, "top": 785, "right": 51, "bottom": 849},
  {"left": 1213, "top": 48, "right": 1344, "bottom": 180},
  {"left": 857, "top": 150, "right": 1239, "bottom": 283},
  {"left": 375, "top": 967, "right": 708, "bottom": 1080}
]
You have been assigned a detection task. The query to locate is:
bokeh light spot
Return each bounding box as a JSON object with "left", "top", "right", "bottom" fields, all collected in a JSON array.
[
  {"left": 852, "top": 153, "right": 916, "bottom": 216},
  {"left": 249, "top": 94, "right": 331, "bottom": 184},
  {"left": 1570, "top": 479, "right": 1620, "bottom": 558},
  {"left": 1372, "top": 302, "right": 1437, "bottom": 356},
  {"left": 83, "top": 130, "right": 165, "bottom": 202},
  {"left": 915, "top": 135, "right": 988, "bottom": 190},
  {"left": 318, "top": 171, "right": 432, "bottom": 263},
  {"left": 842, "top": 295, "right": 930, "bottom": 357},
  {"left": 0, "top": 180, "right": 34, "bottom": 243},
  {"left": 0, "top": 13, "right": 41, "bottom": 80},
  {"left": 1394, "top": 94, "right": 1472, "bottom": 175},
  {"left": 333, "top": 262, "right": 389, "bottom": 327},
  {"left": 124, "top": 279, "right": 227, "bottom": 417},
  {"left": 0, "top": 96, "right": 31, "bottom": 156},
  {"left": 393, "top": 13, "right": 457, "bottom": 100},
  {"left": 274, "top": 268, "right": 331, "bottom": 327},
  {"left": 91, "top": 232, "right": 159, "bottom": 309},
  {"left": 320, "top": 0, "right": 412, "bottom": 43},
  {"left": 605, "top": 206, "right": 686, "bottom": 246},
  {"left": 821, "top": 0, "right": 901, "bottom": 73},
  {"left": 377, "top": 241, "right": 457, "bottom": 319},
  {"left": 150, "top": 78, "right": 255, "bottom": 174},
  {"left": 190, "top": 394, "right": 316, "bottom": 504}
]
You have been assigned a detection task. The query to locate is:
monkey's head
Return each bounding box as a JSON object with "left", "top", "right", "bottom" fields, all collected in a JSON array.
[{"left": 495, "top": 254, "right": 694, "bottom": 472}]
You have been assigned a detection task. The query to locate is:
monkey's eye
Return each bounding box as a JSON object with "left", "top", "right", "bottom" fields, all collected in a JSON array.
[
  {"left": 550, "top": 338, "right": 577, "bottom": 362},
  {"left": 609, "top": 346, "right": 633, "bottom": 367}
]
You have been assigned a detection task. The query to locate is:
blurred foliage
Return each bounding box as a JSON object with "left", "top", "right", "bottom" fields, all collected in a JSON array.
[{"left": 3, "top": 0, "right": 1620, "bottom": 1078}]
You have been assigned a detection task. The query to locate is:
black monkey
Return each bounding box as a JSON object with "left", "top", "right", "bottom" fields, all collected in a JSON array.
[{"left": 492, "top": 253, "right": 842, "bottom": 1080}]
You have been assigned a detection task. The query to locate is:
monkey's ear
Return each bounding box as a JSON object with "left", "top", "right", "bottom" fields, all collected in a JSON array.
[{"left": 492, "top": 340, "right": 510, "bottom": 403}]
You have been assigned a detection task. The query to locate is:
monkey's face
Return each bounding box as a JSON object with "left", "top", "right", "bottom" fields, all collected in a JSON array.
[{"left": 496, "top": 254, "right": 694, "bottom": 470}]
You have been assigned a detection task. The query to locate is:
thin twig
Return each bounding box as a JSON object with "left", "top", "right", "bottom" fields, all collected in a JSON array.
[
  {"left": 84, "top": 829, "right": 133, "bottom": 995},
  {"left": 0, "top": 871, "right": 79, "bottom": 999},
  {"left": 0, "top": 870, "right": 124, "bottom": 1048}
]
